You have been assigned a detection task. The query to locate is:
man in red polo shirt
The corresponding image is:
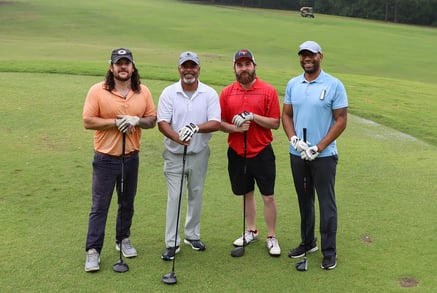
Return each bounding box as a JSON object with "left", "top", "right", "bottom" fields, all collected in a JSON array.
[{"left": 219, "top": 49, "right": 281, "bottom": 256}]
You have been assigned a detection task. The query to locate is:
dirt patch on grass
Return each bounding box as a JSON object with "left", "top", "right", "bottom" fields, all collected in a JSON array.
[{"left": 399, "top": 277, "right": 419, "bottom": 288}]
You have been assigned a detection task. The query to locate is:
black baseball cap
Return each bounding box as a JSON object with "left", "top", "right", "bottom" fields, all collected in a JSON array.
[{"left": 110, "top": 48, "right": 134, "bottom": 63}]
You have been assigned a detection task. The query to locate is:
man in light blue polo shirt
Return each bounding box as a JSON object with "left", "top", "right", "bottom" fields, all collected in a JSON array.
[
  {"left": 282, "top": 41, "right": 348, "bottom": 270},
  {"left": 157, "top": 51, "right": 221, "bottom": 261}
]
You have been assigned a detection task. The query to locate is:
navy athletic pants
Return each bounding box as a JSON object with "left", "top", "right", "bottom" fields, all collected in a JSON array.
[
  {"left": 290, "top": 154, "right": 338, "bottom": 257},
  {"left": 85, "top": 152, "right": 139, "bottom": 253}
]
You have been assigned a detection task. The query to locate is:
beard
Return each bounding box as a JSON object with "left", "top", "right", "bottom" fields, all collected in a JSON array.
[
  {"left": 236, "top": 70, "right": 256, "bottom": 85},
  {"left": 114, "top": 71, "right": 131, "bottom": 82},
  {"left": 182, "top": 76, "right": 196, "bottom": 84}
]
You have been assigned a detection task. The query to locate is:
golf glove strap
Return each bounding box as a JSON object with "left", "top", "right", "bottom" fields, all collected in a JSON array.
[
  {"left": 232, "top": 111, "right": 254, "bottom": 127},
  {"left": 179, "top": 123, "right": 199, "bottom": 142},
  {"left": 302, "top": 145, "right": 319, "bottom": 161}
]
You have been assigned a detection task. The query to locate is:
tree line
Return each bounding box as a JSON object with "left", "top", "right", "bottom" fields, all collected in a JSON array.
[{"left": 185, "top": 0, "right": 437, "bottom": 27}]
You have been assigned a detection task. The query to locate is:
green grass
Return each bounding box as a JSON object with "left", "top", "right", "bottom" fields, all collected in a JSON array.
[
  {"left": 0, "top": 0, "right": 436, "bottom": 292},
  {"left": 1, "top": 0, "right": 436, "bottom": 146}
]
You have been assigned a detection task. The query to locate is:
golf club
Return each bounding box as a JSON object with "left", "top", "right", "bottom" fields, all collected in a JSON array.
[
  {"left": 231, "top": 132, "right": 247, "bottom": 257},
  {"left": 162, "top": 145, "right": 188, "bottom": 285},
  {"left": 294, "top": 128, "right": 309, "bottom": 271},
  {"left": 113, "top": 133, "right": 129, "bottom": 273},
  {"left": 303, "top": 128, "right": 308, "bottom": 194}
]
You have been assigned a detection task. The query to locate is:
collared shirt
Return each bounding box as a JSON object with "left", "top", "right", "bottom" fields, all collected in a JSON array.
[
  {"left": 157, "top": 80, "right": 221, "bottom": 154},
  {"left": 82, "top": 82, "right": 156, "bottom": 156},
  {"left": 284, "top": 70, "right": 348, "bottom": 157},
  {"left": 220, "top": 77, "right": 280, "bottom": 158}
]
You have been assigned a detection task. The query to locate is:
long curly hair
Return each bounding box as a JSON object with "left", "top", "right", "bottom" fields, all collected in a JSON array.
[{"left": 104, "top": 63, "right": 141, "bottom": 93}]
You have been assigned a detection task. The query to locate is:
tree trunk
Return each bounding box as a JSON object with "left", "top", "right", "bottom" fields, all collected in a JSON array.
[
  {"left": 394, "top": 0, "right": 399, "bottom": 22},
  {"left": 385, "top": 0, "right": 389, "bottom": 21}
]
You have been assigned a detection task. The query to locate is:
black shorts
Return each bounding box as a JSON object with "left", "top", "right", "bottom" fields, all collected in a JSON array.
[{"left": 227, "top": 144, "right": 276, "bottom": 196}]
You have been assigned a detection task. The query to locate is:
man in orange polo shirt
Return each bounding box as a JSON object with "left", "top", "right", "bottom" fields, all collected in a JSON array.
[{"left": 82, "top": 48, "right": 156, "bottom": 272}]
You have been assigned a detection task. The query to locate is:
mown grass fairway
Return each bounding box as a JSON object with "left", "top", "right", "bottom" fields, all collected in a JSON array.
[{"left": 0, "top": 0, "right": 436, "bottom": 292}]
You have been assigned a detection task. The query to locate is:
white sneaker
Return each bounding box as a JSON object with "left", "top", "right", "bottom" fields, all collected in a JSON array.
[
  {"left": 85, "top": 248, "right": 100, "bottom": 272},
  {"left": 116, "top": 238, "right": 138, "bottom": 258},
  {"left": 266, "top": 236, "right": 281, "bottom": 256},
  {"left": 233, "top": 230, "right": 259, "bottom": 247}
]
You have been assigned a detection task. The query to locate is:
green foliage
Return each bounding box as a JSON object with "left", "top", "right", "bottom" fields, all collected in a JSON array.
[{"left": 0, "top": 1, "right": 436, "bottom": 292}]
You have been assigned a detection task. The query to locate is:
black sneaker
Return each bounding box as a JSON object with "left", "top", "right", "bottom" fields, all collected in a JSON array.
[
  {"left": 161, "top": 246, "right": 180, "bottom": 261},
  {"left": 184, "top": 239, "right": 206, "bottom": 251},
  {"left": 288, "top": 242, "right": 318, "bottom": 258},
  {"left": 321, "top": 255, "right": 337, "bottom": 270}
]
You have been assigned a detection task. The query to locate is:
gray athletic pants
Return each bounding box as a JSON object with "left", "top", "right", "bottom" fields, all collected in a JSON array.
[{"left": 163, "top": 146, "right": 210, "bottom": 247}]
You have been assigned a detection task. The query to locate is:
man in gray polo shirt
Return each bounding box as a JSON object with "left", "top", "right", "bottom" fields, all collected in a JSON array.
[{"left": 157, "top": 51, "right": 221, "bottom": 260}]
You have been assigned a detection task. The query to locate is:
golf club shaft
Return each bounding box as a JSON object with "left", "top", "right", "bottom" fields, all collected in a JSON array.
[
  {"left": 171, "top": 145, "right": 188, "bottom": 272},
  {"left": 242, "top": 132, "right": 247, "bottom": 245},
  {"left": 303, "top": 128, "right": 307, "bottom": 193},
  {"left": 119, "top": 133, "right": 126, "bottom": 261}
]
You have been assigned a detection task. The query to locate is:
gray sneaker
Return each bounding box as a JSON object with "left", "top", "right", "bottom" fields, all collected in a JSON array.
[
  {"left": 115, "top": 238, "right": 137, "bottom": 258},
  {"left": 85, "top": 248, "right": 100, "bottom": 272}
]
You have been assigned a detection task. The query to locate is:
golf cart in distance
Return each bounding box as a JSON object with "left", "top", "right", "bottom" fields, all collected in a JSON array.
[{"left": 300, "top": 7, "right": 315, "bottom": 18}]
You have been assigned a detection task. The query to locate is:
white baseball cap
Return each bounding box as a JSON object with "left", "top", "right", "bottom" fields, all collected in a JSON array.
[{"left": 298, "top": 41, "right": 322, "bottom": 55}]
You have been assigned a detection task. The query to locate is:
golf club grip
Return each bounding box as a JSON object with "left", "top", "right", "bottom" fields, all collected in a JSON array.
[{"left": 303, "top": 128, "right": 307, "bottom": 143}]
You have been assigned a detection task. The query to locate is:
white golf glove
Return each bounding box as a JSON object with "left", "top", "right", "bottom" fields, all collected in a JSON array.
[
  {"left": 179, "top": 123, "right": 199, "bottom": 142},
  {"left": 296, "top": 140, "right": 310, "bottom": 153},
  {"left": 116, "top": 115, "right": 140, "bottom": 133},
  {"left": 290, "top": 136, "right": 300, "bottom": 149},
  {"left": 232, "top": 111, "right": 254, "bottom": 127},
  {"left": 301, "top": 145, "right": 319, "bottom": 161},
  {"left": 290, "top": 135, "right": 311, "bottom": 152}
]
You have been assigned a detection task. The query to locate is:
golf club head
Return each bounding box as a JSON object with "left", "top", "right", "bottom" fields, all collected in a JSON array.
[
  {"left": 295, "top": 257, "right": 308, "bottom": 272},
  {"left": 113, "top": 259, "right": 129, "bottom": 273},
  {"left": 162, "top": 272, "right": 177, "bottom": 285},
  {"left": 231, "top": 246, "right": 245, "bottom": 257}
]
